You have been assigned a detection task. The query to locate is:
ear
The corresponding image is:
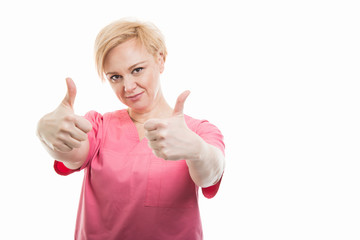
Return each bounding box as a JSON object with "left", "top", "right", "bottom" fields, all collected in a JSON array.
[{"left": 157, "top": 52, "right": 165, "bottom": 73}]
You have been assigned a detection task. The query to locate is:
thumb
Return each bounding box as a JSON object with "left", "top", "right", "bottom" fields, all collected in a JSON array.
[
  {"left": 62, "top": 77, "right": 77, "bottom": 108},
  {"left": 172, "top": 90, "right": 190, "bottom": 116}
]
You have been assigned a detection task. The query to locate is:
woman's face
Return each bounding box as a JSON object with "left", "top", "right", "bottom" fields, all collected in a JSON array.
[{"left": 103, "top": 38, "right": 165, "bottom": 113}]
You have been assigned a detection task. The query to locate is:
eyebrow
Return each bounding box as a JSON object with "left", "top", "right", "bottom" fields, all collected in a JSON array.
[{"left": 105, "top": 60, "right": 147, "bottom": 75}]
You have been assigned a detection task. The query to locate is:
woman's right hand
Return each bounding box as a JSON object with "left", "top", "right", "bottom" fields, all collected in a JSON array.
[{"left": 37, "top": 78, "right": 92, "bottom": 153}]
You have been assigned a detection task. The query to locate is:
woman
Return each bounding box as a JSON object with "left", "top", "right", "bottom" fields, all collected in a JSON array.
[{"left": 37, "top": 19, "right": 225, "bottom": 240}]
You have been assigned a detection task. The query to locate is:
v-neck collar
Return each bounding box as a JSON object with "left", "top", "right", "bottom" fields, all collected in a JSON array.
[{"left": 123, "top": 109, "right": 147, "bottom": 143}]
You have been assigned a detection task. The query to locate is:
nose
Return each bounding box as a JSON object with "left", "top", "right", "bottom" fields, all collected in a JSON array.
[{"left": 124, "top": 76, "right": 137, "bottom": 93}]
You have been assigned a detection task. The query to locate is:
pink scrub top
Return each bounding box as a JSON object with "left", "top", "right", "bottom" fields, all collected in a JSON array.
[{"left": 54, "top": 109, "right": 225, "bottom": 240}]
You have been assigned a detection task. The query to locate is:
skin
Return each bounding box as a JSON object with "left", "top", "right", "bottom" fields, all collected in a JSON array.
[
  {"left": 37, "top": 78, "right": 91, "bottom": 170},
  {"left": 37, "top": 38, "right": 225, "bottom": 187},
  {"left": 103, "top": 38, "right": 172, "bottom": 140}
]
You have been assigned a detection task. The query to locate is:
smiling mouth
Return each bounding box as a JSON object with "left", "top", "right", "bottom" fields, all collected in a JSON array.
[{"left": 126, "top": 92, "right": 144, "bottom": 99}]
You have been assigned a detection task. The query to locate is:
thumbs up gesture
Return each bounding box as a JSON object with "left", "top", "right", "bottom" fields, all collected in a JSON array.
[
  {"left": 37, "top": 78, "right": 92, "bottom": 152},
  {"left": 144, "top": 91, "right": 201, "bottom": 160}
]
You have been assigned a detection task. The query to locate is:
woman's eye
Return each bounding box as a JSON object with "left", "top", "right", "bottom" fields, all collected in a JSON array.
[
  {"left": 132, "top": 67, "right": 143, "bottom": 74},
  {"left": 110, "top": 75, "right": 122, "bottom": 82}
]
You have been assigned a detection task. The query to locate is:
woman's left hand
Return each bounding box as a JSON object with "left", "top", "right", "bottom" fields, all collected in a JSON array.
[{"left": 144, "top": 91, "right": 202, "bottom": 161}]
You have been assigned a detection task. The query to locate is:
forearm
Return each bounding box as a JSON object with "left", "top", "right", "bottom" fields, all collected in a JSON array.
[
  {"left": 186, "top": 135, "right": 225, "bottom": 188},
  {"left": 37, "top": 130, "right": 89, "bottom": 170}
]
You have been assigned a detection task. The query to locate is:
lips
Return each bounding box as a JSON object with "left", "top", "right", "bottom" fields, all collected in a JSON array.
[{"left": 126, "top": 91, "right": 144, "bottom": 101}]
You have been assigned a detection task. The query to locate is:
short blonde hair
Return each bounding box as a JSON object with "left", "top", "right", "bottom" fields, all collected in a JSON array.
[{"left": 94, "top": 19, "right": 168, "bottom": 81}]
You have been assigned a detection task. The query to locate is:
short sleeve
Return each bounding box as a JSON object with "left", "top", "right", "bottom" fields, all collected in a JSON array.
[
  {"left": 195, "top": 120, "right": 225, "bottom": 199},
  {"left": 53, "top": 110, "right": 104, "bottom": 176}
]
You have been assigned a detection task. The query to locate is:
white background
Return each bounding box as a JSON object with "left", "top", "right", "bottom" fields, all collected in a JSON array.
[{"left": 0, "top": 0, "right": 359, "bottom": 239}]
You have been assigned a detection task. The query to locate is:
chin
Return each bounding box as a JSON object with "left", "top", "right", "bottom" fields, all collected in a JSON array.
[{"left": 127, "top": 102, "right": 150, "bottom": 112}]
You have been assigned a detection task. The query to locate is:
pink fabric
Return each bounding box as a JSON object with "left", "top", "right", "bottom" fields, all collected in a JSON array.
[{"left": 54, "top": 109, "right": 225, "bottom": 240}]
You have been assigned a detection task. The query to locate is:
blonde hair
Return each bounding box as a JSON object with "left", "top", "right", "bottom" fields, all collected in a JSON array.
[{"left": 94, "top": 19, "right": 168, "bottom": 81}]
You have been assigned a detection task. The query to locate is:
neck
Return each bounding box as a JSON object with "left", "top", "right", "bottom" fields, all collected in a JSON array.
[{"left": 128, "top": 92, "right": 172, "bottom": 124}]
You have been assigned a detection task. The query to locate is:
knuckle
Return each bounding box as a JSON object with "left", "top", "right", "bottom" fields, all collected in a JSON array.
[
  {"left": 56, "top": 132, "right": 67, "bottom": 141},
  {"left": 143, "top": 124, "right": 150, "bottom": 131},
  {"left": 58, "top": 122, "right": 70, "bottom": 132},
  {"left": 163, "top": 149, "right": 170, "bottom": 159},
  {"left": 159, "top": 142, "right": 166, "bottom": 149},
  {"left": 158, "top": 130, "right": 167, "bottom": 140},
  {"left": 65, "top": 147, "right": 73, "bottom": 152},
  {"left": 72, "top": 142, "right": 81, "bottom": 148},
  {"left": 53, "top": 146, "right": 61, "bottom": 152},
  {"left": 53, "top": 142, "right": 68, "bottom": 152},
  {"left": 162, "top": 153, "right": 169, "bottom": 160},
  {"left": 53, "top": 143, "right": 60, "bottom": 150},
  {"left": 148, "top": 141, "right": 154, "bottom": 149},
  {"left": 79, "top": 133, "right": 88, "bottom": 141},
  {"left": 63, "top": 114, "right": 75, "bottom": 122},
  {"left": 69, "top": 138, "right": 79, "bottom": 147}
]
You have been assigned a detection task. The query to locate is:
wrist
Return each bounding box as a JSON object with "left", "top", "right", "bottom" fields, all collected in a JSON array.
[{"left": 187, "top": 132, "right": 208, "bottom": 162}]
